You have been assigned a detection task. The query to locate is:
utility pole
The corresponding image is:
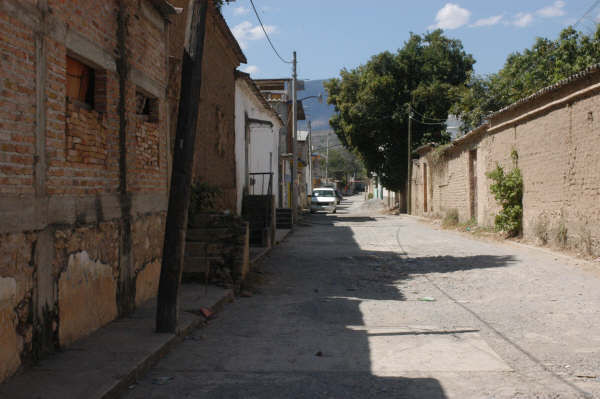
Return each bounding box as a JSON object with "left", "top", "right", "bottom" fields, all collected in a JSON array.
[
  {"left": 308, "top": 120, "right": 313, "bottom": 194},
  {"left": 156, "top": 0, "right": 208, "bottom": 333},
  {"left": 325, "top": 131, "right": 329, "bottom": 183},
  {"left": 291, "top": 51, "right": 298, "bottom": 222},
  {"left": 406, "top": 104, "right": 413, "bottom": 215}
]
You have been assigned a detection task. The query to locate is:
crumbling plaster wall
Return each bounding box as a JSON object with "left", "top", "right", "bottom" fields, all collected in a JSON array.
[{"left": 0, "top": 0, "right": 170, "bottom": 382}]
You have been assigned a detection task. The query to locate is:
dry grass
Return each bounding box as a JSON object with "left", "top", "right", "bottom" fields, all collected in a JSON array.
[
  {"left": 442, "top": 209, "right": 459, "bottom": 228},
  {"left": 533, "top": 216, "right": 549, "bottom": 245},
  {"left": 555, "top": 220, "right": 568, "bottom": 248}
]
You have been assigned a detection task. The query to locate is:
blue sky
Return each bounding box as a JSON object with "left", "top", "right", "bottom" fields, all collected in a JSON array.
[{"left": 222, "top": 1, "right": 599, "bottom": 80}]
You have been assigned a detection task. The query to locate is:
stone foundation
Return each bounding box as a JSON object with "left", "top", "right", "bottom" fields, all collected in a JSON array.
[{"left": 184, "top": 214, "right": 250, "bottom": 287}]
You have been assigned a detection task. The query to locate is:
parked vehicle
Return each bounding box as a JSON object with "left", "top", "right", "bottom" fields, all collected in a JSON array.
[{"left": 310, "top": 187, "right": 337, "bottom": 213}]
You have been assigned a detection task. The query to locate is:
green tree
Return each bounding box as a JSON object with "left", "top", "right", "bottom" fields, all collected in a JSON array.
[
  {"left": 453, "top": 26, "right": 600, "bottom": 132},
  {"left": 326, "top": 148, "right": 366, "bottom": 185},
  {"left": 325, "top": 30, "right": 474, "bottom": 191}
]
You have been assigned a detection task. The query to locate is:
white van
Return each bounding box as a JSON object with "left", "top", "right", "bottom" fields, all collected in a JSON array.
[{"left": 310, "top": 187, "right": 337, "bottom": 214}]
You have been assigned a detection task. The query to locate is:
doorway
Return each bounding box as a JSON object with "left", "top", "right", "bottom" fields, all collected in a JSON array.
[
  {"left": 423, "top": 163, "right": 428, "bottom": 213},
  {"left": 469, "top": 150, "right": 477, "bottom": 221}
]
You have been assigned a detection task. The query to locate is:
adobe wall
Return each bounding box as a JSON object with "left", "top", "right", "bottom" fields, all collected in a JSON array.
[
  {"left": 0, "top": 0, "right": 170, "bottom": 382},
  {"left": 412, "top": 146, "right": 473, "bottom": 222},
  {"left": 481, "top": 75, "right": 600, "bottom": 251},
  {"left": 412, "top": 68, "right": 600, "bottom": 255}
]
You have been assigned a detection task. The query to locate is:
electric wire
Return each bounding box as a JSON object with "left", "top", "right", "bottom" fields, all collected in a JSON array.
[
  {"left": 409, "top": 116, "right": 446, "bottom": 126},
  {"left": 574, "top": 0, "right": 600, "bottom": 29},
  {"left": 249, "top": 0, "right": 293, "bottom": 64},
  {"left": 410, "top": 107, "right": 447, "bottom": 122}
]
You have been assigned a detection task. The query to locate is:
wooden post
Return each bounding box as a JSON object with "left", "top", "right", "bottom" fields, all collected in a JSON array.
[
  {"left": 407, "top": 105, "right": 413, "bottom": 214},
  {"left": 156, "top": 0, "right": 209, "bottom": 333}
]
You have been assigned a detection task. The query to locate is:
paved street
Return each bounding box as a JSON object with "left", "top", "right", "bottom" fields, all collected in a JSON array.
[{"left": 125, "top": 196, "right": 600, "bottom": 398}]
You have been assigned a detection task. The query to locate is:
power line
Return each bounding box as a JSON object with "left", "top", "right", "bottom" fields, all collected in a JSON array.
[
  {"left": 249, "top": 0, "right": 293, "bottom": 64},
  {"left": 409, "top": 116, "right": 446, "bottom": 126},
  {"left": 410, "top": 107, "right": 447, "bottom": 122},
  {"left": 574, "top": 0, "right": 600, "bottom": 29}
]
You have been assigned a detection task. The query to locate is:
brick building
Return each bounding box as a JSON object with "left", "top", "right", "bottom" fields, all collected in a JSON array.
[
  {"left": 411, "top": 64, "right": 600, "bottom": 255},
  {"left": 168, "top": 0, "right": 246, "bottom": 213},
  {"left": 0, "top": 0, "right": 179, "bottom": 383}
]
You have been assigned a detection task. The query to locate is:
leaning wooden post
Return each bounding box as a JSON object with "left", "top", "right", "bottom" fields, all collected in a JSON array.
[{"left": 156, "top": 0, "right": 209, "bottom": 333}]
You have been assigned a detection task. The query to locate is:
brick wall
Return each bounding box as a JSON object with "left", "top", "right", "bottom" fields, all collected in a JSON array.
[
  {"left": 0, "top": 0, "right": 172, "bottom": 382},
  {"left": 0, "top": 5, "right": 36, "bottom": 195},
  {"left": 168, "top": 1, "right": 246, "bottom": 213},
  {"left": 412, "top": 66, "right": 600, "bottom": 255}
]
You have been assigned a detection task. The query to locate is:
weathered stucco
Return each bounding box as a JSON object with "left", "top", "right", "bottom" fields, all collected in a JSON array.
[
  {"left": 0, "top": 0, "right": 173, "bottom": 382},
  {"left": 135, "top": 259, "right": 161, "bottom": 307},
  {"left": 412, "top": 67, "right": 600, "bottom": 255},
  {"left": 0, "top": 277, "right": 21, "bottom": 382},
  {"left": 58, "top": 252, "right": 118, "bottom": 347}
]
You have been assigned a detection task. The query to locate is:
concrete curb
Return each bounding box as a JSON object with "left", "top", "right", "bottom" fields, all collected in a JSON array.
[
  {"left": 0, "top": 286, "right": 234, "bottom": 399},
  {"left": 103, "top": 288, "right": 234, "bottom": 399},
  {"left": 248, "top": 229, "right": 292, "bottom": 268}
]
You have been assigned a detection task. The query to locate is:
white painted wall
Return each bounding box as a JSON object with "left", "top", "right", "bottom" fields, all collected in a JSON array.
[{"left": 235, "top": 79, "right": 282, "bottom": 215}]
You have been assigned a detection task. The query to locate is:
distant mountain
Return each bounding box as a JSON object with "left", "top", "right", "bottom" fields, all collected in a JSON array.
[{"left": 297, "top": 79, "right": 336, "bottom": 132}]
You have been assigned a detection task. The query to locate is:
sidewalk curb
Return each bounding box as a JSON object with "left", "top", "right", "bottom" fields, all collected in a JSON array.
[
  {"left": 249, "top": 229, "right": 292, "bottom": 268},
  {"left": 102, "top": 289, "right": 234, "bottom": 399},
  {"left": 0, "top": 287, "right": 234, "bottom": 399},
  {"left": 250, "top": 247, "right": 271, "bottom": 267}
]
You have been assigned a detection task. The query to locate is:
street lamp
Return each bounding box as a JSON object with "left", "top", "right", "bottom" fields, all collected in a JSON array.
[{"left": 298, "top": 93, "right": 323, "bottom": 104}]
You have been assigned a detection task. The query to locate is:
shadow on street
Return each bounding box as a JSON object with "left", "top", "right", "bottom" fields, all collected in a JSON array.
[{"left": 125, "top": 198, "right": 518, "bottom": 398}]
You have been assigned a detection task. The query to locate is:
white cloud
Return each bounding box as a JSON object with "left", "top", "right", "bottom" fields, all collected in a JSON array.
[
  {"left": 233, "top": 6, "right": 249, "bottom": 16},
  {"left": 231, "top": 21, "right": 277, "bottom": 49},
  {"left": 242, "top": 65, "right": 260, "bottom": 75},
  {"left": 512, "top": 12, "right": 534, "bottom": 27},
  {"left": 470, "top": 14, "right": 503, "bottom": 27},
  {"left": 537, "top": 1, "right": 566, "bottom": 18},
  {"left": 596, "top": 12, "right": 600, "bottom": 23},
  {"left": 429, "top": 3, "right": 471, "bottom": 30}
]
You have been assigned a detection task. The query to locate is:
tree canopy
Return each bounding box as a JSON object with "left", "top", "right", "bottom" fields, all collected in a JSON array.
[
  {"left": 325, "top": 30, "right": 474, "bottom": 191},
  {"left": 324, "top": 148, "right": 366, "bottom": 185},
  {"left": 452, "top": 26, "right": 600, "bottom": 132}
]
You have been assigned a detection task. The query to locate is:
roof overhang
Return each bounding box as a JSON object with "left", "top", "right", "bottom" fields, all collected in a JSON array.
[{"left": 148, "top": 0, "right": 182, "bottom": 19}]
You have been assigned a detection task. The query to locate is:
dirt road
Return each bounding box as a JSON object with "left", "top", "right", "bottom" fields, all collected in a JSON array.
[{"left": 125, "top": 196, "right": 600, "bottom": 398}]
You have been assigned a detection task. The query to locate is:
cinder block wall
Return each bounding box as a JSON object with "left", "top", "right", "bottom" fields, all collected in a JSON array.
[
  {"left": 412, "top": 67, "right": 600, "bottom": 255},
  {"left": 0, "top": 0, "right": 171, "bottom": 382}
]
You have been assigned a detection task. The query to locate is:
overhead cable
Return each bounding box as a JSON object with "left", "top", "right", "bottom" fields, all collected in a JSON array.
[
  {"left": 249, "top": 0, "right": 293, "bottom": 64},
  {"left": 574, "top": 0, "right": 600, "bottom": 29},
  {"left": 410, "top": 107, "right": 447, "bottom": 122},
  {"left": 409, "top": 116, "right": 446, "bottom": 126}
]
